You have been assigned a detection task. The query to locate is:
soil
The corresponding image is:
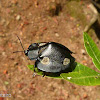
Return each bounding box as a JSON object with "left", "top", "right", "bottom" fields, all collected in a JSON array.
[{"left": 0, "top": 0, "right": 100, "bottom": 100}]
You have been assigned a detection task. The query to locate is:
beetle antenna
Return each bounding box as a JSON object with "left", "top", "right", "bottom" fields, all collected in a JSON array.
[
  {"left": 13, "top": 35, "right": 25, "bottom": 53},
  {"left": 13, "top": 51, "right": 24, "bottom": 53},
  {"left": 16, "top": 35, "right": 25, "bottom": 51}
]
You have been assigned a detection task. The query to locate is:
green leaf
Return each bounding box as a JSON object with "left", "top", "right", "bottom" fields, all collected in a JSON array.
[
  {"left": 84, "top": 32, "right": 100, "bottom": 71},
  {"left": 27, "top": 65, "right": 62, "bottom": 79},
  {"left": 27, "top": 65, "right": 34, "bottom": 71},
  {"left": 27, "top": 65, "right": 44, "bottom": 75},
  {"left": 60, "top": 62, "right": 100, "bottom": 86}
]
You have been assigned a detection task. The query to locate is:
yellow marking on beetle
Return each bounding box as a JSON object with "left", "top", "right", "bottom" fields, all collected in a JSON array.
[
  {"left": 63, "top": 58, "right": 70, "bottom": 65},
  {"left": 41, "top": 57, "right": 50, "bottom": 65},
  {"left": 39, "top": 43, "right": 46, "bottom": 46}
]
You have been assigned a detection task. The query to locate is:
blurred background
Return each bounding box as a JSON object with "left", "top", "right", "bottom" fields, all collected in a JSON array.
[{"left": 0, "top": 0, "right": 100, "bottom": 100}]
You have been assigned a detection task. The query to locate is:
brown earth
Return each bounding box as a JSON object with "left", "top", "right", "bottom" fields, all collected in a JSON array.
[{"left": 0, "top": 0, "right": 100, "bottom": 100}]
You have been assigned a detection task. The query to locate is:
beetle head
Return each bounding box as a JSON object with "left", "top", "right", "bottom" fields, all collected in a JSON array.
[
  {"left": 25, "top": 43, "right": 39, "bottom": 60},
  {"left": 13, "top": 36, "right": 40, "bottom": 60}
]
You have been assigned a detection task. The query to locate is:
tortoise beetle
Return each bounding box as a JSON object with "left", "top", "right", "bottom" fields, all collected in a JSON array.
[
  {"left": 25, "top": 42, "right": 75, "bottom": 76},
  {"left": 14, "top": 36, "right": 75, "bottom": 76}
]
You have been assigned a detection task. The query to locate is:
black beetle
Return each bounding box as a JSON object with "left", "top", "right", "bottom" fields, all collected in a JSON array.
[{"left": 15, "top": 36, "right": 75, "bottom": 76}]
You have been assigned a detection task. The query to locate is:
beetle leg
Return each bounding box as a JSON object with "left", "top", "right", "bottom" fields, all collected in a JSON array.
[
  {"left": 34, "top": 66, "right": 36, "bottom": 72},
  {"left": 32, "top": 72, "right": 36, "bottom": 77},
  {"left": 42, "top": 72, "right": 46, "bottom": 77},
  {"left": 34, "top": 64, "right": 36, "bottom": 72}
]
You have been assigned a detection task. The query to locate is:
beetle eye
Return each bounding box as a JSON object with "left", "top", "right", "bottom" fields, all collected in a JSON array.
[
  {"left": 28, "top": 43, "right": 38, "bottom": 50},
  {"left": 24, "top": 50, "right": 28, "bottom": 56}
]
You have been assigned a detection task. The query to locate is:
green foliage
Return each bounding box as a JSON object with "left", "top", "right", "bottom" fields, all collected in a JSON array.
[
  {"left": 27, "top": 32, "right": 100, "bottom": 86},
  {"left": 60, "top": 63, "right": 100, "bottom": 86},
  {"left": 84, "top": 32, "right": 100, "bottom": 71}
]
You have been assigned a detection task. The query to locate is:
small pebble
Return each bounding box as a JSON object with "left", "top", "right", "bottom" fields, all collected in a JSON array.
[
  {"left": 1, "top": 18, "right": 6, "bottom": 25},
  {"left": 81, "top": 49, "right": 86, "bottom": 55},
  {"left": 83, "top": 93, "right": 88, "bottom": 99},
  {"left": 55, "top": 33, "right": 59, "bottom": 37},
  {"left": 16, "top": 15, "right": 21, "bottom": 21},
  {"left": 2, "top": 52, "right": 6, "bottom": 56},
  {"left": 3, "top": 70, "right": 8, "bottom": 74}
]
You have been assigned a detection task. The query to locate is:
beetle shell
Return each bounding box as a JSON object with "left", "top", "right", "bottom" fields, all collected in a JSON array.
[
  {"left": 34, "top": 42, "right": 74, "bottom": 72},
  {"left": 25, "top": 42, "right": 75, "bottom": 73}
]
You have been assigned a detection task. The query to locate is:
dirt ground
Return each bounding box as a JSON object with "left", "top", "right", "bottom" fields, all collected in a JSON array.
[{"left": 0, "top": 0, "right": 100, "bottom": 100}]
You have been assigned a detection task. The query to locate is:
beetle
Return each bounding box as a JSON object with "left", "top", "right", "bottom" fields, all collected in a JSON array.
[{"left": 14, "top": 36, "right": 75, "bottom": 76}]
